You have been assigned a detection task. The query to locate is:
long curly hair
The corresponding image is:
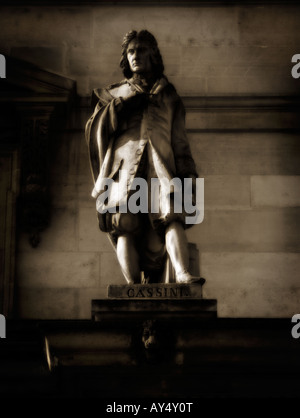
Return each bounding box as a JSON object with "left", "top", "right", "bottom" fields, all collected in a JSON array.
[{"left": 120, "top": 30, "right": 164, "bottom": 79}]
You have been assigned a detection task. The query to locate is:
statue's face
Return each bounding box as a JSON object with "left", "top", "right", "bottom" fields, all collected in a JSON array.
[{"left": 127, "top": 39, "right": 152, "bottom": 75}]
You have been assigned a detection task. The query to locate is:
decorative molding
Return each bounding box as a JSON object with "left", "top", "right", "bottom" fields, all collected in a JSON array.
[
  {"left": 182, "top": 95, "right": 300, "bottom": 110},
  {"left": 3, "top": 56, "right": 76, "bottom": 104},
  {"left": 80, "top": 94, "right": 300, "bottom": 110},
  {"left": 182, "top": 96, "right": 300, "bottom": 132},
  {"left": 81, "top": 94, "right": 300, "bottom": 131}
]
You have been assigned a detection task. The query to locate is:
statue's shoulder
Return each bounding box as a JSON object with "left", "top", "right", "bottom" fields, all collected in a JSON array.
[
  {"left": 107, "top": 79, "right": 132, "bottom": 98},
  {"left": 91, "top": 80, "right": 131, "bottom": 107}
]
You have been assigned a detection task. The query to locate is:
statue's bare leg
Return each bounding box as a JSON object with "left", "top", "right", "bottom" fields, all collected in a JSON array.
[
  {"left": 165, "top": 221, "right": 200, "bottom": 283},
  {"left": 117, "top": 233, "right": 141, "bottom": 284}
]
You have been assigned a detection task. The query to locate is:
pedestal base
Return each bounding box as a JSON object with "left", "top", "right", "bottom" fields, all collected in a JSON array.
[
  {"left": 91, "top": 283, "right": 217, "bottom": 363},
  {"left": 93, "top": 281, "right": 216, "bottom": 321}
]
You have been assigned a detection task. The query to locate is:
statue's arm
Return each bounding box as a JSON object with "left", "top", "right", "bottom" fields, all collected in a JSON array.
[
  {"left": 87, "top": 86, "right": 147, "bottom": 139},
  {"left": 85, "top": 88, "right": 124, "bottom": 184},
  {"left": 85, "top": 85, "right": 147, "bottom": 184},
  {"left": 87, "top": 88, "right": 124, "bottom": 136}
]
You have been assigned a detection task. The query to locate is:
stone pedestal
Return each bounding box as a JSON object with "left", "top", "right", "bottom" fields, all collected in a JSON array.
[
  {"left": 92, "top": 281, "right": 216, "bottom": 320},
  {"left": 91, "top": 281, "right": 217, "bottom": 363},
  {"left": 92, "top": 280, "right": 216, "bottom": 320}
]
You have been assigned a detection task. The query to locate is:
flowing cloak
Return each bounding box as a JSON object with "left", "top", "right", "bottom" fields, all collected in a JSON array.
[{"left": 85, "top": 76, "right": 198, "bottom": 239}]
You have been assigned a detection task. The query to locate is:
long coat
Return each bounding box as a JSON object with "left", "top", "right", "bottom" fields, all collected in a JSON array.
[{"left": 85, "top": 76, "right": 198, "bottom": 233}]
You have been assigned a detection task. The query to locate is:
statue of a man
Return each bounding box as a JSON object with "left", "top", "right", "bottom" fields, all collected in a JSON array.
[{"left": 85, "top": 30, "right": 200, "bottom": 285}]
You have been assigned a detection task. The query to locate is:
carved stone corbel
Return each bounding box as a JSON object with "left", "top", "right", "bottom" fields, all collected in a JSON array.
[{"left": 139, "top": 318, "right": 177, "bottom": 364}]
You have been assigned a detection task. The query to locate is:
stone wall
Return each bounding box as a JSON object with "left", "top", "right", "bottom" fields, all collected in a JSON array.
[
  {"left": 1, "top": 4, "right": 300, "bottom": 97},
  {"left": 0, "top": 3, "right": 299, "bottom": 318}
]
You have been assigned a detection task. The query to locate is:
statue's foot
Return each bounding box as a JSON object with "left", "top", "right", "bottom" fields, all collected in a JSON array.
[
  {"left": 126, "top": 279, "right": 140, "bottom": 285},
  {"left": 176, "top": 271, "right": 203, "bottom": 284}
]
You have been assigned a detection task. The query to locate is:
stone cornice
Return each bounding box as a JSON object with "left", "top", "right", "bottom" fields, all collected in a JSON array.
[
  {"left": 182, "top": 95, "right": 300, "bottom": 110},
  {"left": 1, "top": 56, "right": 76, "bottom": 104},
  {"left": 80, "top": 94, "right": 300, "bottom": 110}
]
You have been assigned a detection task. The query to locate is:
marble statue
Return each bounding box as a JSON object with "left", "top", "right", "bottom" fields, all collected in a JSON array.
[{"left": 85, "top": 30, "right": 201, "bottom": 285}]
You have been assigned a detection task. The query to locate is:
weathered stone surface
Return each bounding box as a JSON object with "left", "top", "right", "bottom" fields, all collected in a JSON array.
[
  {"left": 251, "top": 175, "right": 300, "bottom": 207},
  {"left": 206, "top": 75, "right": 298, "bottom": 96},
  {"left": 77, "top": 175, "right": 95, "bottom": 208},
  {"left": 78, "top": 206, "right": 112, "bottom": 252},
  {"left": 17, "top": 251, "right": 99, "bottom": 288},
  {"left": 190, "top": 132, "right": 300, "bottom": 176},
  {"left": 200, "top": 252, "right": 300, "bottom": 317},
  {"left": 11, "top": 47, "right": 64, "bottom": 73},
  {"left": 77, "top": 287, "right": 108, "bottom": 318},
  {"left": 0, "top": 8, "right": 92, "bottom": 47},
  {"left": 0, "top": 5, "right": 299, "bottom": 97},
  {"left": 92, "top": 7, "right": 240, "bottom": 51},
  {"left": 107, "top": 282, "right": 205, "bottom": 299},
  {"left": 49, "top": 174, "right": 78, "bottom": 209},
  {"left": 206, "top": 286, "right": 300, "bottom": 319},
  {"left": 50, "top": 131, "right": 83, "bottom": 177},
  {"left": 238, "top": 5, "right": 300, "bottom": 47},
  {"left": 203, "top": 175, "right": 251, "bottom": 210},
  {"left": 201, "top": 252, "right": 300, "bottom": 288},
  {"left": 18, "top": 206, "right": 78, "bottom": 252},
  {"left": 186, "top": 108, "right": 300, "bottom": 130},
  {"left": 17, "top": 288, "right": 79, "bottom": 319},
  {"left": 100, "top": 252, "right": 126, "bottom": 286},
  {"left": 187, "top": 208, "right": 300, "bottom": 252}
]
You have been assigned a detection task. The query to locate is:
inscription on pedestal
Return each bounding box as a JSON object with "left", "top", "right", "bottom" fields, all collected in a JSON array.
[{"left": 108, "top": 280, "right": 205, "bottom": 299}]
